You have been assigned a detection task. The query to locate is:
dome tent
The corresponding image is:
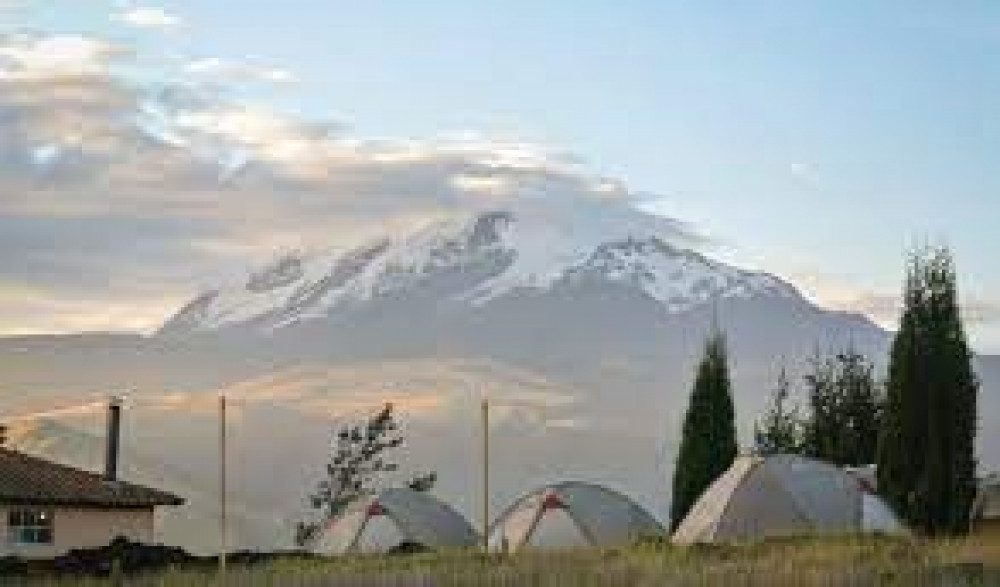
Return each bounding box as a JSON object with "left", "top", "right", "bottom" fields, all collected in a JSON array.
[
  {"left": 309, "top": 488, "right": 478, "bottom": 555},
  {"left": 672, "top": 454, "right": 908, "bottom": 545},
  {"left": 971, "top": 473, "right": 1000, "bottom": 532},
  {"left": 488, "top": 481, "right": 664, "bottom": 552}
]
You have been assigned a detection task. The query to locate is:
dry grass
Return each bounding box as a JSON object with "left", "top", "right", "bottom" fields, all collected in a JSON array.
[{"left": 10, "top": 531, "right": 1000, "bottom": 586}]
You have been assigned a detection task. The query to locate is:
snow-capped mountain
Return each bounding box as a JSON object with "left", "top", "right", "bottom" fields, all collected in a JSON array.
[
  {"left": 147, "top": 198, "right": 893, "bottom": 450},
  {"left": 159, "top": 200, "right": 801, "bottom": 336},
  {"left": 149, "top": 200, "right": 891, "bottom": 446}
]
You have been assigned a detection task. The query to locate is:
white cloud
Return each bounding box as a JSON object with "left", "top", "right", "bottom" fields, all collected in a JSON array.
[
  {"left": 173, "top": 106, "right": 314, "bottom": 150},
  {"left": 30, "top": 143, "right": 61, "bottom": 167},
  {"left": 844, "top": 293, "right": 1000, "bottom": 327},
  {"left": 185, "top": 57, "right": 297, "bottom": 85},
  {"left": 115, "top": 6, "right": 182, "bottom": 30},
  {"left": 0, "top": 282, "right": 187, "bottom": 335},
  {"left": 0, "top": 34, "right": 124, "bottom": 79},
  {"left": 0, "top": 30, "right": 678, "bottom": 335},
  {"left": 451, "top": 173, "right": 510, "bottom": 195},
  {"left": 788, "top": 271, "right": 1000, "bottom": 331},
  {"left": 167, "top": 104, "right": 335, "bottom": 178},
  {"left": 789, "top": 161, "right": 821, "bottom": 186}
]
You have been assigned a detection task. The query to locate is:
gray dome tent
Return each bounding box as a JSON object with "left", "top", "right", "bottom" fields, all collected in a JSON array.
[
  {"left": 672, "top": 454, "right": 907, "bottom": 545},
  {"left": 309, "top": 488, "right": 478, "bottom": 555},
  {"left": 971, "top": 473, "right": 1000, "bottom": 532},
  {"left": 488, "top": 481, "right": 664, "bottom": 552}
]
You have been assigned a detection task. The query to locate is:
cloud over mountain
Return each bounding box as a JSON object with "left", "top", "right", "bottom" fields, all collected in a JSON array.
[
  {"left": 114, "top": 6, "right": 182, "bottom": 30},
  {"left": 0, "top": 27, "right": 684, "bottom": 334}
]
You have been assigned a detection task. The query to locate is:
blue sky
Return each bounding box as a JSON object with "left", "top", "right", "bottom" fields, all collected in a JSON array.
[{"left": 2, "top": 1, "right": 999, "bottom": 350}]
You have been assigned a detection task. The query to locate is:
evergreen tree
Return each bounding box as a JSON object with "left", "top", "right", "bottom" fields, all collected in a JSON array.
[
  {"left": 801, "top": 348, "right": 882, "bottom": 466},
  {"left": 753, "top": 367, "right": 803, "bottom": 455},
  {"left": 878, "top": 248, "right": 978, "bottom": 535},
  {"left": 836, "top": 349, "right": 883, "bottom": 466},
  {"left": 670, "top": 331, "right": 738, "bottom": 531}
]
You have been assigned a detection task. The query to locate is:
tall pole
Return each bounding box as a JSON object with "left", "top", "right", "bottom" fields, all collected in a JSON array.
[
  {"left": 481, "top": 397, "right": 489, "bottom": 553},
  {"left": 104, "top": 396, "right": 122, "bottom": 481},
  {"left": 219, "top": 394, "right": 227, "bottom": 583}
]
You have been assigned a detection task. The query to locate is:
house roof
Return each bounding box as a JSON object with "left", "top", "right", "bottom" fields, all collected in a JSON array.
[{"left": 0, "top": 448, "right": 184, "bottom": 508}]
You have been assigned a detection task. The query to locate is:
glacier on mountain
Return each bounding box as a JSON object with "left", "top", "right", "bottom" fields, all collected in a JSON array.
[{"left": 159, "top": 201, "right": 802, "bottom": 335}]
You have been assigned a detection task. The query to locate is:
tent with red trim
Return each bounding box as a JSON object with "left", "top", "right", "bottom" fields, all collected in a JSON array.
[
  {"left": 309, "top": 488, "right": 478, "bottom": 555},
  {"left": 672, "top": 454, "right": 908, "bottom": 545},
  {"left": 487, "top": 481, "right": 664, "bottom": 552}
]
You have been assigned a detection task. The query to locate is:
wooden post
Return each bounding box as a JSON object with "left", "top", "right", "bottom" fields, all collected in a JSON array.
[
  {"left": 219, "top": 394, "right": 227, "bottom": 583},
  {"left": 110, "top": 557, "right": 123, "bottom": 587},
  {"left": 482, "top": 397, "right": 489, "bottom": 553}
]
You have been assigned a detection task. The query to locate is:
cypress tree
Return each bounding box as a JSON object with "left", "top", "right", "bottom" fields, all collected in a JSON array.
[
  {"left": 670, "top": 331, "right": 738, "bottom": 531},
  {"left": 877, "top": 248, "right": 978, "bottom": 535}
]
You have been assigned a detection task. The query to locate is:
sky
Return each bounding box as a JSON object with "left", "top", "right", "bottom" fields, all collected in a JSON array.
[{"left": 1, "top": 1, "right": 998, "bottom": 351}]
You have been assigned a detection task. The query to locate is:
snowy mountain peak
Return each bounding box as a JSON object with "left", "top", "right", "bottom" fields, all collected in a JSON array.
[
  {"left": 246, "top": 254, "right": 304, "bottom": 293},
  {"left": 158, "top": 204, "right": 803, "bottom": 336}
]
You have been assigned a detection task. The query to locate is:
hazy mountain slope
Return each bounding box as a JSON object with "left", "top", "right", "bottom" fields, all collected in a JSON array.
[{"left": 3, "top": 358, "right": 665, "bottom": 551}]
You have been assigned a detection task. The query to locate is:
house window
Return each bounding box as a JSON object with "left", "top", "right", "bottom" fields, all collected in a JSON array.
[{"left": 7, "top": 509, "right": 54, "bottom": 545}]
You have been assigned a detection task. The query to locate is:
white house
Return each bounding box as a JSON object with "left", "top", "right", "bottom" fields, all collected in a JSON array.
[
  {"left": 1, "top": 400, "right": 183, "bottom": 559},
  {"left": 0, "top": 447, "right": 183, "bottom": 559}
]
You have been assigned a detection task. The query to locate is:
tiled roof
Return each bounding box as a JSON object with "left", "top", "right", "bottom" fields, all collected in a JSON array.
[{"left": 0, "top": 448, "right": 184, "bottom": 508}]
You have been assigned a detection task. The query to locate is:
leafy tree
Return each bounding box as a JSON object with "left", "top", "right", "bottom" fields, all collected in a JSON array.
[
  {"left": 801, "top": 348, "right": 883, "bottom": 466},
  {"left": 670, "top": 331, "right": 738, "bottom": 531},
  {"left": 878, "top": 248, "right": 978, "bottom": 535},
  {"left": 753, "top": 367, "right": 803, "bottom": 455},
  {"left": 296, "top": 403, "right": 436, "bottom": 546}
]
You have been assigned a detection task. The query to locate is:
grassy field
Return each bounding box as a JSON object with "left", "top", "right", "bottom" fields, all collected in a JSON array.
[{"left": 10, "top": 530, "right": 1000, "bottom": 586}]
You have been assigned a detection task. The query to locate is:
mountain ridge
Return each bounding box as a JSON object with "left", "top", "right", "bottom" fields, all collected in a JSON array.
[{"left": 158, "top": 205, "right": 832, "bottom": 338}]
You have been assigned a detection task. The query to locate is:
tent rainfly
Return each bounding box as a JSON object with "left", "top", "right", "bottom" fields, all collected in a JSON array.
[
  {"left": 488, "top": 481, "right": 664, "bottom": 552},
  {"left": 309, "top": 488, "right": 478, "bottom": 555},
  {"left": 971, "top": 473, "right": 1000, "bottom": 532},
  {"left": 672, "top": 454, "right": 908, "bottom": 545}
]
